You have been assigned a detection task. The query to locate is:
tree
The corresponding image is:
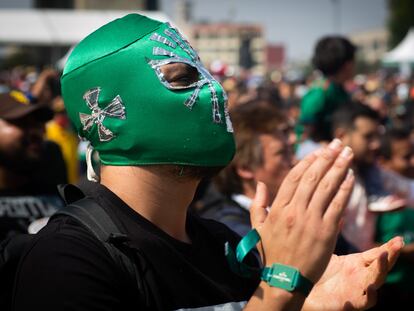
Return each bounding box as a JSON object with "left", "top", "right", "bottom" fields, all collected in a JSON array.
[{"left": 388, "top": 0, "right": 414, "bottom": 48}]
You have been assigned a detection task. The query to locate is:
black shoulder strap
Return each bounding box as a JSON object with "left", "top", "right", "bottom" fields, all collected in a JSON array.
[
  {"left": 56, "top": 184, "right": 125, "bottom": 242},
  {"left": 57, "top": 184, "right": 85, "bottom": 205},
  {"left": 53, "top": 185, "right": 146, "bottom": 303},
  {"left": 56, "top": 198, "right": 125, "bottom": 242}
]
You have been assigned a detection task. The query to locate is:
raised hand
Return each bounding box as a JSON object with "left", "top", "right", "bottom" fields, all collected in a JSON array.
[
  {"left": 251, "top": 139, "right": 354, "bottom": 283},
  {"left": 303, "top": 237, "right": 403, "bottom": 311}
]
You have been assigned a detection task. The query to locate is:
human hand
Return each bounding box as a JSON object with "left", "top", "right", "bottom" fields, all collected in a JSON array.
[
  {"left": 368, "top": 194, "right": 406, "bottom": 212},
  {"left": 250, "top": 139, "right": 354, "bottom": 283},
  {"left": 303, "top": 237, "right": 403, "bottom": 311},
  {"left": 31, "top": 68, "right": 59, "bottom": 100}
]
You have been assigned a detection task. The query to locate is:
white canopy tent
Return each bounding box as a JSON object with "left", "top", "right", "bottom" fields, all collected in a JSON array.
[
  {"left": 382, "top": 28, "right": 414, "bottom": 77},
  {"left": 0, "top": 9, "right": 173, "bottom": 66},
  {"left": 383, "top": 28, "right": 414, "bottom": 64},
  {"left": 0, "top": 9, "right": 172, "bottom": 46}
]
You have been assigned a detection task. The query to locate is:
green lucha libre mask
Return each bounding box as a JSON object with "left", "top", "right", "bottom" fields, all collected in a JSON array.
[{"left": 61, "top": 14, "right": 235, "bottom": 168}]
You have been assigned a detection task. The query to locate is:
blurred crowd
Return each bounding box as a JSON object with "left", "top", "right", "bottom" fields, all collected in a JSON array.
[{"left": 1, "top": 34, "right": 414, "bottom": 310}]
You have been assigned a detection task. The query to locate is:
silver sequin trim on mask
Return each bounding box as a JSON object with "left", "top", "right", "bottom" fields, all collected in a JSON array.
[
  {"left": 153, "top": 47, "right": 179, "bottom": 58},
  {"left": 222, "top": 91, "right": 233, "bottom": 132},
  {"left": 147, "top": 24, "right": 233, "bottom": 130},
  {"left": 150, "top": 33, "right": 177, "bottom": 49}
]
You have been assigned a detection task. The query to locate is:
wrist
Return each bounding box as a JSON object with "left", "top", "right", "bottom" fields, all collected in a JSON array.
[
  {"left": 245, "top": 281, "right": 306, "bottom": 311},
  {"left": 261, "top": 263, "right": 314, "bottom": 297}
]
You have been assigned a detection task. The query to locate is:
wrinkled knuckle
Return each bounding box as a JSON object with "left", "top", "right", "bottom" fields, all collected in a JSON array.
[
  {"left": 302, "top": 156, "right": 315, "bottom": 166},
  {"left": 330, "top": 198, "right": 345, "bottom": 215},
  {"left": 321, "top": 151, "right": 332, "bottom": 161},
  {"left": 304, "top": 170, "right": 319, "bottom": 184},
  {"left": 286, "top": 169, "right": 302, "bottom": 184},
  {"left": 319, "top": 179, "right": 333, "bottom": 192},
  {"left": 333, "top": 158, "right": 348, "bottom": 169},
  {"left": 285, "top": 213, "right": 296, "bottom": 230},
  {"left": 340, "top": 181, "right": 353, "bottom": 191},
  {"left": 320, "top": 149, "right": 333, "bottom": 161}
]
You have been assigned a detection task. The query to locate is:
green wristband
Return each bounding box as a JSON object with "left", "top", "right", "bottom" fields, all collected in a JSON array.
[
  {"left": 224, "top": 228, "right": 314, "bottom": 297},
  {"left": 261, "top": 263, "right": 314, "bottom": 296},
  {"left": 225, "top": 229, "right": 261, "bottom": 278}
]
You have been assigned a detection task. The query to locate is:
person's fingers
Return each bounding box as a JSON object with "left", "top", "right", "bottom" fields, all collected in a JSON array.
[
  {"left": 384, "top": 236, "right": 404, "bottom": 271},
  {"left": 270, "top": 149, "right": 318, "bottom": 209},
  {"left": 371, "top": 252, "right": 388, "bottom": 289},
  {"left": 368, "top": 195, "right": 407, "bottom": 212},
  {"left": 362, "top": 236, "right": 404, "bottom": 268},
  {"left": 344, "top": 253, "right": 386, "bottom": 311},
  {"left": 288, "top": 139, "right": 344, "bottom": 213},
  {"left": 310, "top": 147, "right": 354, "bottom": 217},
  {"left": 322, "top": 167, "right": 355, "bottom": 225},
  {"left": 250, "top": 182, "right": 269, "bottom": 264},
  {"left": 250, "top": 181, "right": 270, "bottom": 229}
]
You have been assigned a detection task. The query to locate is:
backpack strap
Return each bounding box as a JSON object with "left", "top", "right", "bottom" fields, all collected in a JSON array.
[
  {"left": 57, "top": 184, "right": 85, "bottom": 205},
  {"left": 52, "top": 185, "right": 147, "bottom": 305},
  {"left": 54, "top": 198, "right": 140, "bottom": 282},
  {"left": 57, "top": 198, "right": 126, "bottom": 243}
]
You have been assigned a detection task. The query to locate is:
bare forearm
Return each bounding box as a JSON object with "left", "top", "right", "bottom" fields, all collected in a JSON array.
[{"left": 244, "top": 282, "right": 306, "bottom": 311}]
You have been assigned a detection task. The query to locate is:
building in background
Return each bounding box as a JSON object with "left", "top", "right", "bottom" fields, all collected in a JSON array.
[
  {"left": 265, "top": 44, "right": 285, "bottom": 71},
  {"left": 0, "top": 0, "right": 163, "bottom": 68},
  {"left": 191, "top": 23, "right": 265, "bottom": 76},
  {"left": 349, "top": 28, "right": 389, "bottom": 65},
  {"left": 34, "top": 0, "right": 158, "bottom": 10}
]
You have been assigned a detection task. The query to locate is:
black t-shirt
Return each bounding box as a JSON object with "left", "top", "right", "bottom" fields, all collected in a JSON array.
[
  {"left": 12, "top": 183, "right": 259, "bottom": 311},
  {"left": 0, "top": 140, "right": 67, "bottom": 241},
  {"left": 0, "top": 191, "right": 64, "bottom": 241}
]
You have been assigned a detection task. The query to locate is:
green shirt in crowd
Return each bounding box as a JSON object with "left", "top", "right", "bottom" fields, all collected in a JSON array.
[
  {"left": 376, "top": 208, "right": 414, "bottom": 287},
  {"left": 296, "top": 79, "right": 350, "bottom": 142}
]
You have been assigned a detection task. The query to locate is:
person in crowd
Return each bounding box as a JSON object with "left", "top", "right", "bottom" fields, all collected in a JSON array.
[
  {"left": 28, "top": 68, "right": 61, "bottom": 104},
  {"left": 12, "top": 14, "right": 402, "bottom": 311},
  {"left": 28, "top": 68, "right": 81, "bottom": 184},
  {"left": 45, "top": 96, "right": 80, "bottom": 184},
  {"left": 199, "top": 102, "right": 356, "bottom": 254},
  {"left": 0, "top": 91, "right": 66, "bottom": 241},
  {"left": 331, "top": 102, "right": 406, "bottom": 252},
  {"left": 373, "top": 128, "right": 414, "bottom": 310},
  {"left": 296, "top": 35, "right": 356, "bottom": 159},
  {"left": 198, "top": 102, "right": 291, "bottom": 237}
]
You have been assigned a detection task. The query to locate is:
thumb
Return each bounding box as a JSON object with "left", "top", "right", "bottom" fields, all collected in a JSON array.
[
  {"left": 362, "top": 236, "right": 404, "bottom": 268},
  {"left": 250, "top": 181, "right": 270, "bottom": 229}
]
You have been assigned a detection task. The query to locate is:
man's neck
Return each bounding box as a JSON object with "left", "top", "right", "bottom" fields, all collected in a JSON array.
[
  {"left": 100, "top": 165, "right": 199, "bottom": 243},
  {"left": 327, "top": 74, "right": 346, "bottom": 86}
]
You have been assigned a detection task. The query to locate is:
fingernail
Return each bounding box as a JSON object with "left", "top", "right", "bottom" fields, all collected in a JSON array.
[
  {"left": 391, "top": 236, "right": 404, "bottom": 248},
  {"left": 328, "top": 138, "right": 342, "bottom": 150},
  {"left": 339, "top": 146, "right": 353, "bottom": 158},
  {"left": 399, "top": 236, "right": 405, "bottom": 248},
  {"left": 346, "top": 168, "right": 354, "bottom": 180}
]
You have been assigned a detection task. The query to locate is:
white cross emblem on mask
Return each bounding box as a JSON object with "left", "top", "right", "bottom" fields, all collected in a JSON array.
[{"left": 79, "top": 87, "right": 126, "bottom": 142}]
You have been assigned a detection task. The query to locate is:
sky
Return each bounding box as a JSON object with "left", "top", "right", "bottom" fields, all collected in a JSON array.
[
  {"left": 160, "top": 0, "right": 388, "bottom": 61},
  {"left": 0, "top": 0, "right": 389, "bottom": 61}
]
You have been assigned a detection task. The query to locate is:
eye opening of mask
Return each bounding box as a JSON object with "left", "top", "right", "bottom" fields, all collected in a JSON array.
[{"left": 159, "top": 62, "right": 201, "bottom": 89}]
